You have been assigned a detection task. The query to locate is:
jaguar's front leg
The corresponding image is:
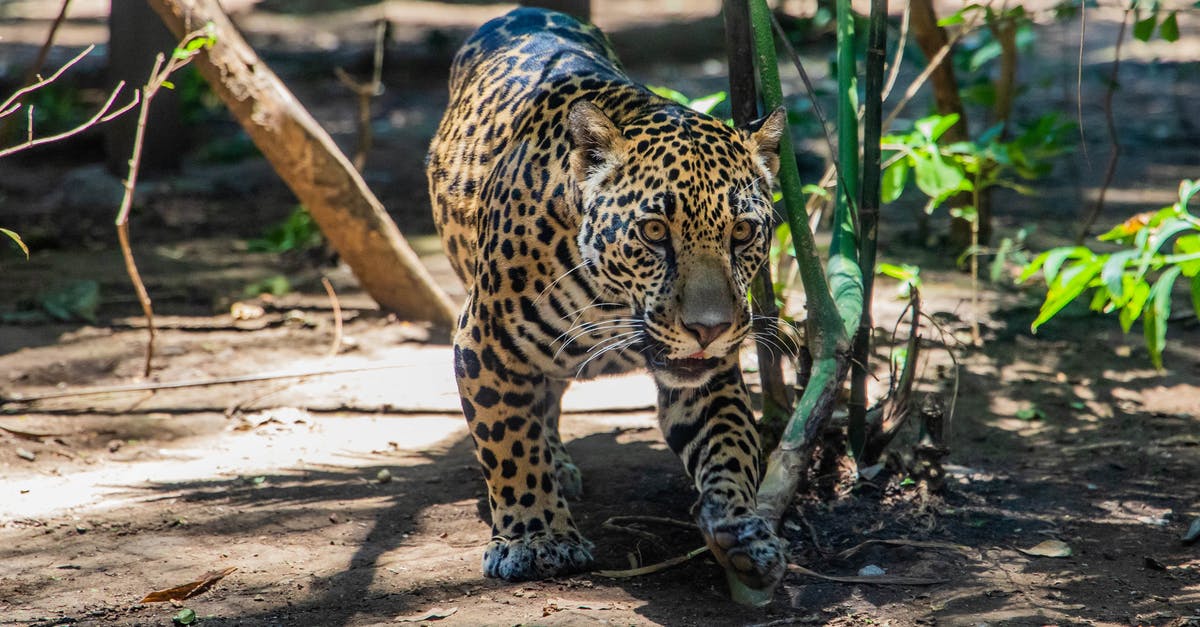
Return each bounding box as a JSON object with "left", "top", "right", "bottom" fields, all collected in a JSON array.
[
  {"left": 454, "top": 327, "right": 592, "bottom": 581},
  {"left": 658, "top": 363, "right": 786, "bottom": 589}
]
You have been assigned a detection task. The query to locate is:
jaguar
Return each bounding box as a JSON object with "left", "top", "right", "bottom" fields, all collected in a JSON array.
[{"left": 426, "top": 7, "right": 787, "bottom": 589}]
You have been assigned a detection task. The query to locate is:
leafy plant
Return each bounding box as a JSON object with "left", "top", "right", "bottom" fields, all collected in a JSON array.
[
  {"left": 247, "top": 205, "right": 323, "bottom": 253},
  {"left": 881, "top": 112, "right": 1074, "bottom": 217},
  {"left": 1020, "top": 179, "right": 1200, "bottom": 368}
]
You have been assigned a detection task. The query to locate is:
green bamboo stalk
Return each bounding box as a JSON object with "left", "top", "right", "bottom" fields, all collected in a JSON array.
[
  {"left": 747, "top": 0, "right": 847, "bottom": 359},
  {"left": 848, "top": 0, "right": 888, "bottom": 457},
  {"left": 730, "top": 0, "right": 865, "bottom": 607}
]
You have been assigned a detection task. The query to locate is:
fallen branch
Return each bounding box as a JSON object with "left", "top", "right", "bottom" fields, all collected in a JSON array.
[
  {"left": 834, "top": 537, "right": 970, "bottom": 560},
  {"left": 1, "top": 363, "right": 409, "bottom": 404},
  {"left": 594, "top": 546, "right": 709, "bottom": 578},
  {"left": 147, "top": 0, "right": 456, "bottom": 327},
  {"left": 788, "top": 563, "right": 946, "bottom": 586}
]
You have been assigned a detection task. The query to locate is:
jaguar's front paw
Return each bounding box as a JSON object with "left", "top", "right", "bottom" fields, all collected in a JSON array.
[
  {"left": 702, "top": 514, "right": 786, "bottom": 590},
  {"left": 481, "top": 531, "right": 594, "bottom": 581}
]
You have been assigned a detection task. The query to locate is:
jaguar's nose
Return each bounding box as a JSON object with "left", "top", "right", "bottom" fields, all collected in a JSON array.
[{"left": 684, "top": 321, "right": 731, "bottom": 349}]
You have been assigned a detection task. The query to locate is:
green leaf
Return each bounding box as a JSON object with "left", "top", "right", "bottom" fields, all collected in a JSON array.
[
  {"left": 173, "top": 608, "right": 197, "bottom": 625},
  {"left": 161, "top": 80, "right": 175, "bottom": 90},
  {"left": 912, "top": 149, "right": 969, "bottom": 208},
  {"left": 1173, "top": 234, "right": 1200, "bottom": 276},
  {"left": 1192, "top": 274, "right": 1200, "bottom": 321},
  {"left": 1133, "top": 14, "right": 1157, "bottom": 42},
  {"left": 1120, "top": 280, "right": 1151, "bottom": 333},
  {"left": 686, "top": 92, "right": 727, "bottom": 115},
  {"left": 1144, "top": 265, "right": 1181, "bottom": 368},
  {"left": 1043, "top": 246, "right": 1092, "bottom": 284},
  {"left": 1, "top": 227, "right": 29, "bottom": 259},
  {"left": 1101, "top": 250, "right": 1137, "bottom": 298},
  {"left": 1159, "top": 11, "right": 1179, "bottom": 42},
  {"left": 1032, "top": 259, "right": 1103, "bottom": 331},
  {"left": 914, "top": 114, "right": 961, "bottom": 143},
  {"left": 1018, "top": 250, "right": 1050, "bottom": 283},
  {"left": 648, "top": 86, "right": 690, "bottom": 106},
  {"left": 881, "top": 159, "right": 909, "bottom": 203},
  {"left": 1016, "top": 406, "right": 1046, "bottom": 421}
]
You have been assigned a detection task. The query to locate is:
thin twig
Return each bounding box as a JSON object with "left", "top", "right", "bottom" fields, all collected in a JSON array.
[
  {"left": 115, "top": 28, "right": 214, "bottom": 376},
  {"left": 1076, "top": 9, "right": 1129, "bottom": 244},
  {"left": 335, "top": 19, "right": 386, "bottom": 172},
  {"left": 595, "top": 546, "right": 709, "bottom": 578},
  {"left": 321, "top": 277, "right": 344, "bottom": 357},
  {"left": 0, "top": 45, "right": 94, "bottom": 115},
  {"left": 881, "top": 1, "right": 910, "bottom": 103},
  {"left": 604, "top": 515, "right": 698, "bottom": 531},
  {"left": 833, "top": 537, "right": 970, "bottom": 560},
  {"left": 0, "top": 81, "right": 138, "bottom": 160},
  {"left": 881, "top": 14, "right": 979, "bottom": 134},
  {"left": 2, "top": 363, "right": 408, "bottom": 404}
]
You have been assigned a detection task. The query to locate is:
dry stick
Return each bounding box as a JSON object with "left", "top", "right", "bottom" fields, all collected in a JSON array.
[
  {"left": 595, "top": 546, "right": 710, "bottom": 578},
  {"left": 1075, "top": 9, "right": 1129, "bottom": 244},
  {"left": 2, "top": 363, "right": 408, "bottom": 404},
  {"left": 604, "top": 515, "right": 698, "bottom": 531},
  {"left": 334, "top": 20, "right": 386, "bottom": 171},
  {"left": 833, "top": 537, "right": 970, "bottom": 560},
  {"left": 321, "top": 277, "right": 344, "bottom": 357},
  {"left": 787, "top": 563, "right": 946, "bottom": 585}
]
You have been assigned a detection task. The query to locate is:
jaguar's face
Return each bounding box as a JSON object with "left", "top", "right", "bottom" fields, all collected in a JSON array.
[{"left": 568, "top": 101, "right": 785, "bottom": 387}]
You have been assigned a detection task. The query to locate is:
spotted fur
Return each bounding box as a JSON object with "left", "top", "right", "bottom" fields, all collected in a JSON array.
[{"left": 427, "top": 7, "right": 786, "bottom": 588}]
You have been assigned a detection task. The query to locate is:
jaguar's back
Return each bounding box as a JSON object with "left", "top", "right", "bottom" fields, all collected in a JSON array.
[{"left": 427, "top": 7, "right": 639, "bottom": 284}]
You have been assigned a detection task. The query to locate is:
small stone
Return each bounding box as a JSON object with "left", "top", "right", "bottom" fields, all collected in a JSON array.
[
  {"left": 376, "top": 469, "right": 392, "bottom": 484},
  {"left": 858, "top": 564, "right": 886, "bottom": 577},
  {"left": 16, "top": 448, "right": 36, "bottom": 462}
]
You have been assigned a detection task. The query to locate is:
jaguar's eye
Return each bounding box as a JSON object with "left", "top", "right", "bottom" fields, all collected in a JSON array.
[
  {"left": 731, "top": 219, "right": 756, "bottom": 244},
  {"left": 639, "top": 219, "right": 669, "bottom": 244}
]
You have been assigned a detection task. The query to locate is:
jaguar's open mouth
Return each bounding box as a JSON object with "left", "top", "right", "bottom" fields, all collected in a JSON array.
[{"left": 647, "top": 353, "right": 722, "bottom": 379}]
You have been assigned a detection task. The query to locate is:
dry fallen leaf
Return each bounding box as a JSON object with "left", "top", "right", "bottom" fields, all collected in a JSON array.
[
  {"left": 1018, "top": 539, "right": 1072, "bottom": 558},
  {"left": 394, "top": 606, "right": 458, "bottom": 622},
  {"left": 140, "top": 567, "right": 237, "bottom": 603}
]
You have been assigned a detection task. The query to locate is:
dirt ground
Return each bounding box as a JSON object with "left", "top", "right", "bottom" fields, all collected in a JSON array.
[{"left": 2, "top": 1, "right": 1199, "bottom": 626}]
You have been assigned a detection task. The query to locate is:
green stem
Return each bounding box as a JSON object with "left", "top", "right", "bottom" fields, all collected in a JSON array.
[
  {"left": 848, "top": 0, "right": 887, "bottom": 458},
  {"left": 748, "top": 0, "right": 848, "bottom": 359}
]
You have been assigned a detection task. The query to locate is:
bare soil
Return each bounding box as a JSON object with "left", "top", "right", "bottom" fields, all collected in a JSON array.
[{"left": 2, "top": 2, "right": 1199, "bottom": 626}]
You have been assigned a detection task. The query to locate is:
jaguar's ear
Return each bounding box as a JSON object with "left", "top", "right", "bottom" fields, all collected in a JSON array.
[
  {"left": 568, "top": 100, "right": 625, "bottom": 183},
  {"left": 744, "top": 106, "right": 787, "bottom": 179}
]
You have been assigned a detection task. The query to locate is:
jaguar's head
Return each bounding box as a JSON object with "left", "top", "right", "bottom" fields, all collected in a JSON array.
[{"left": 568, "top": 100, "right": 786, "bottom": 388}]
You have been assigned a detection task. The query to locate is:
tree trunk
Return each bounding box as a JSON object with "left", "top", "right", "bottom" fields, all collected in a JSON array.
[{"left": 145, "top": 0, "right": 457, "bottom": 329}]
